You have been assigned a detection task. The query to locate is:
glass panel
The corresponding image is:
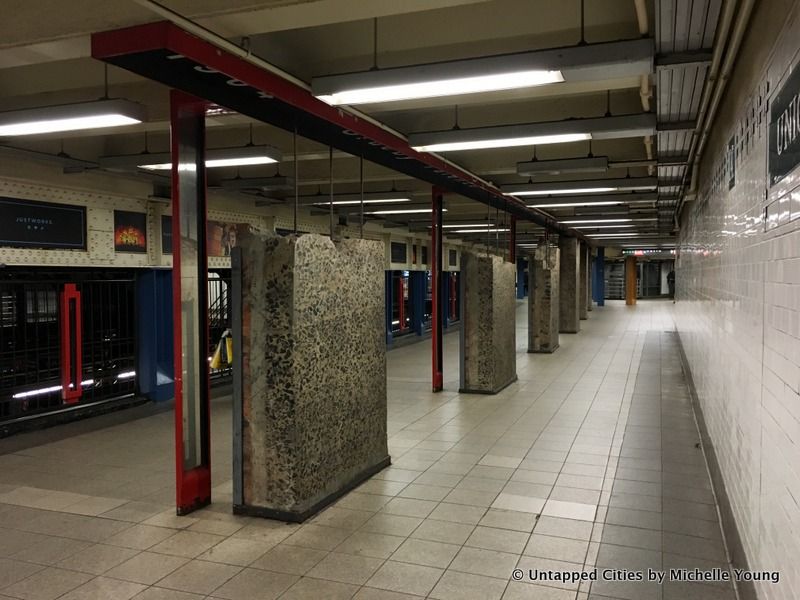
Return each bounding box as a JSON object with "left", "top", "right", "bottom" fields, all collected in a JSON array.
[{"left": 176, "top": 108, "right": 208, "bottom": 472}]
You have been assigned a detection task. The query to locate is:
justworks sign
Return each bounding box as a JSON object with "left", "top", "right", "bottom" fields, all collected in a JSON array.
[{"left": 770, "top": 61, "right": 800, "bottom": 186}]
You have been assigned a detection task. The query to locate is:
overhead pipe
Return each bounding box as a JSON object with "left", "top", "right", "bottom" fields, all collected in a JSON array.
[
  {"left": 128, "top": 0, "right": 584, "bottom": 240},
  {"left": 633, "top": 0, "right": 655, "bottom": 176},
  {"left": 674, "top": 0, "right": 739, "bottom": 218},
  {"left": 684, "top": 0, "right": 755, "bottom": 206}
]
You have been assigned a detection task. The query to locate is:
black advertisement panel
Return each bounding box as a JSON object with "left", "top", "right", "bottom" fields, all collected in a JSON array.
[
  {"left": 114, "top": 210, "right": 147, "bottom": 253},
  {"left": 769, "top": 61, "right": 800, "bottom": 187},
  {"left": 161, "top": 215, "right": 172, "bottom": 254},
  {"left": 390, "top": 241, "right": 407, "bottom": 263},
  {"left": 0, "top": 197, "right": 86, "bottom": 250}
]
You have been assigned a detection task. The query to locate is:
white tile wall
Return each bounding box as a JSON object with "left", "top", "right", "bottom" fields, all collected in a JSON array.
[{"left": 676, "top": 3, "right": 800, "bottom": 599}]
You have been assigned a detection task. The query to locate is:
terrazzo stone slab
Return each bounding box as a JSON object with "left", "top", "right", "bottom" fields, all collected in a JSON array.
[
  {"left": 235, "top": 232, "right": 389, "bottom": 522},
  {"left": 528, "top": 246, "right": 560, "bottom": 353},
  {"left": 459, "top": 252, "right": 517, "bottom": 394},
  {"left": 587, "top": 251, "right": 593, "bottom": 312},
  {"left": 558, "top": 236, "right": 580, "bottom": 333},
  {"left": 579, "top": 242, "right": 589, "bottom": 320}
]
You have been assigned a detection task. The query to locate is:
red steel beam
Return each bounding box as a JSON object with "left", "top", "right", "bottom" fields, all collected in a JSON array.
[{"left": 91, "top": 21, "right": 578, "bottom": 237}]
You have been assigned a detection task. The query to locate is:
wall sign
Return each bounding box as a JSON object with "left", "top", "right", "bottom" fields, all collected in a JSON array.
[
  {"left": 114, "top": 210, "right": 147, "bottom": 253},
  {"left": 769, "top": 61, "right": 800, "bottom": 187},
  {"left": 0, "top": 197, "right": 86, "bottom": 250}
]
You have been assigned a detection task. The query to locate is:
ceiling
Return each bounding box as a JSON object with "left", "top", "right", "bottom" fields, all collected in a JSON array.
[{"left": 0, "top": 0, "right": 726, "bottom": 251}]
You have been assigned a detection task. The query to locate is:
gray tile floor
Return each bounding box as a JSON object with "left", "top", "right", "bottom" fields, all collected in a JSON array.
[{"left": 0, "top": 300, "right": 735, "bottom": 599}]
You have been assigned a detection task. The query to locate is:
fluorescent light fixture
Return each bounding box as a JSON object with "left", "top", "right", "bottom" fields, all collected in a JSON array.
[
  {"left": 560, "top": 218, "right": 633, "bottom": 224},
  {"left": 442, "top": 223, "right": 494, "bottom": 228},
  {"left": 366, "top": 208, "right": 448, "bottom": 215},
  {"left": 220, "top": 176, "right": 294, "bottom": 191},
  {"left": 502, "top": 177, "right": 657, "bottom": 197},
  {"left": 100, "top": 145, "right": 281, "bottom": 171},
  {"left": 587, "top": 233, "right": 640, "bottom": 237},
  {"left": 531, "top": 201, "right": 623, "bottom": 208},
  {"left": 140, "top": 146, "right": 280, "bottom": 170},
  {"left": 517, "top": 156, "right": 609, "bottom": 176},
  {"left": 316, "top": 198, "right": 410, "bottom": 206},
  {"left": 312, "top": 38, "right": 654, "bottom": 105},
  {"left": 452, "top": 228, "right": 511, "bottom": 233},
  {"left": 408, "top": 113, "right": 655, "bottom": 154},
  {"left": 412, "top": 132, "right": 590, "bottom": 153},
  {"left": 0, "top": 99, "right": 145, "bottom": 136},
  {"left": 573, "top": 224, "right": 636, "bottom": 229},
  {"left": 317, "top": 70, "right": 563, "bottom": 105},
  {"left": 12, "top": 385, "right": 62, "bottom": 399},
  {"left": 516, "top": 186, "right": 616, "bottom": 196},
  {"left": 300, "top": 190, "right": 414, "bottom": 206}
]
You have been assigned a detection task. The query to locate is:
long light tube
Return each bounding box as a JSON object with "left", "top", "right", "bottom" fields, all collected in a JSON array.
[
  {"left": 0, "top": 99, "right": 145, "bottom": 136},
  {"left": 100, "top": 145, "right": 282, "bottom": 171},
  {"left": 317, "top": 70, "right": 564, "bottom": 105},
  {"left": 573, "top": 224, "right": 636, "bottom": 229},
  {"left": 366, "top": 208, "right": 448, "bottom": 215},
  {"left": 531, "top": 201, "right": 624, "bottom": 208},
  {"left": 452, "top": 228, "right": 511, "bottom": 233},
  {"left": 560, "top": 218, "right": 633, "bottom": 224},
  {"left": 514, "top": 186, "right": 617, "bottom": 196},
  {"left": 314, "top": 198, "right": 410, "bottom": 206},
  {"left": 412, "top": 132, "right": 590, "bottom": 153}
]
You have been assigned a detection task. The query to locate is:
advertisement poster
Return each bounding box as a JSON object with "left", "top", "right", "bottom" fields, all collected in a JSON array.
[
  {"left": 114, "top": 210, "right": 147, "bottom": 253},
  {"left": 207, "top": 220, "right": 253, "bottom": 257},
  {"left": 0, "top": 197, "right": 86, "bottom": 250}
]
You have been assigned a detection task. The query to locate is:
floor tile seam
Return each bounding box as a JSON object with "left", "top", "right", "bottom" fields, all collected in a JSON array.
[
  {"left": 585, "top": 327, "right": 656, "bottom": 597},
  {"left": 523, "top": 323, "right": 644, "bottom": 584},
  {"left": 503, "top": 323, "right": 634, "bottom": 459},
  {"left": 412, "top": 317, "right": 635, "bottom": 600},
  {"left": 657, "top": 331, "right": 739, "bottom": 598}
]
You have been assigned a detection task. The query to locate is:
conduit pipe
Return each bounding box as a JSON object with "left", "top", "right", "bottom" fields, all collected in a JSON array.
[
  {"left": 671, "top": 0, "right": 742, "bottom": 224},
  {"left": 685, "top": 0, "right": 755, "bottom": 202},
  {"left": 633, "top": 0, "right": 654, "bottom": 175}
]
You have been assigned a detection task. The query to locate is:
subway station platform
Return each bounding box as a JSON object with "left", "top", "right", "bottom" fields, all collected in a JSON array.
[{"left": 0, "top": 300, "right": 733, "bottom": 600}]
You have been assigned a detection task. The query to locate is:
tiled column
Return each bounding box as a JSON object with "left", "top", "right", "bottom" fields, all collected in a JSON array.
[
  {"left": 460, "top": 251, "right": 517, "bottom": 393},
  {"left": 233, "top": 233, "right": 390, "bottom": 521},
  {"left": 594, "top": 247, "right": 606, "bottom": 306},
  {"left": 579, "top": 242, "right": 589, "bottom": 320},
  {"left": 558, "top": 236, "right": 580, "bottom": 333},
  {"left": 528, "top": 246, "right": 560, "bottom": 353},
  {"left": 625, "top": 255, "right": 637, "bottom": 305}
]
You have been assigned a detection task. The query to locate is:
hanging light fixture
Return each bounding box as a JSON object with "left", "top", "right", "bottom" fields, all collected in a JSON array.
[
  {"left": 409, "top": 114, "right": 655, "bottom": 153},
  {"left": 502, "top": 177, "right": 657, "bottom": 196},
  {"left": 311, "top": 39, "right": 653, "bottom": 105},
  {"left": 99, "top": 145, "right": 282, "bottom": 171},
  {"left": 0, "top": 99, "right": 145, "bottom": 136}
]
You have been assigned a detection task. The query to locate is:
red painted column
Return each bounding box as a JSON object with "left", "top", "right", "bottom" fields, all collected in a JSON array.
[
  {"left": 397, "top": 275, "right": 405, "bottom": 331},
  {"left": 59, "top": 283, "right": 82, "bottom": 404},
  {"left": 509, "top": 216, "right": 517, "bottom": 263},
  {"left": 431, "top": 187, "right": 444, "bottom": 392},
  {"left": 171, "top": 90, "right": 212, "bottom": 515}
]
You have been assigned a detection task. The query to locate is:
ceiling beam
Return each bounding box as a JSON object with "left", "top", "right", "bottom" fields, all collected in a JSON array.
[
  {"left": 91, "top": 20, "right": 585, "bottom": 239},
  {"left": 656, "top": 120, "right": 697, "bottom": 132},
  {"left": 655, "top": 49, "right": 713, "bottom": 68}
]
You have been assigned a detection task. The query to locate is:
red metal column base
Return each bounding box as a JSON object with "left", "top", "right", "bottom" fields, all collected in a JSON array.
[
  {"left": 431, "top": 187, "right": 444, "bottom": 392},
  {"left": 176, "top": 467, "right": 212, "bottom": 515}
]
